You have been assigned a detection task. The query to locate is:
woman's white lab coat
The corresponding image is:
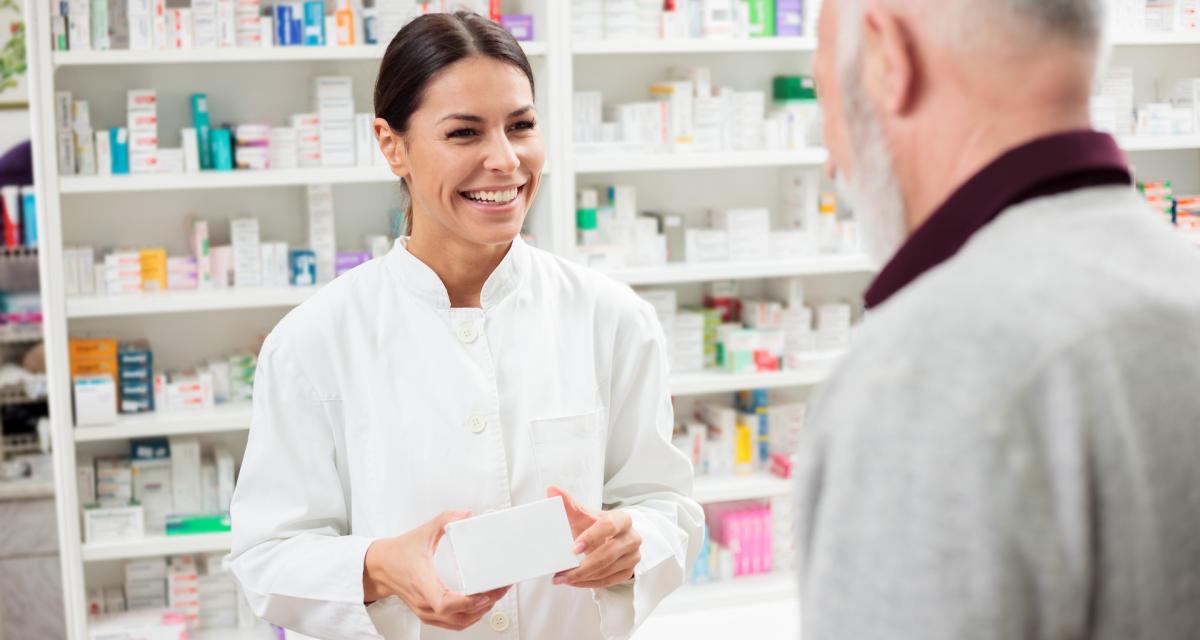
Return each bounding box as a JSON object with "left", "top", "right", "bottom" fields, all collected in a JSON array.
[{"left": 227, "top": 237, "right": 704, "bottom": 640}]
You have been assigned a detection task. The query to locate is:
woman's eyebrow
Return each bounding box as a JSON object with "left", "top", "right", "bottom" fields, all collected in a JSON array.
[
  {"left": 438, "top": 113, "right": 484, "bottom": 124},
  {"left": 437, "top": 105, "right": 535, "bottom": 125}
]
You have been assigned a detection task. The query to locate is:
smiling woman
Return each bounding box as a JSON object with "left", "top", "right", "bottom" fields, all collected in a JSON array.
[
  {"left": 225, "top": 10, "right": 703, "bottom": 640},
  {"left": 373, "top": 12, "right": 544, "bottom": 308}
]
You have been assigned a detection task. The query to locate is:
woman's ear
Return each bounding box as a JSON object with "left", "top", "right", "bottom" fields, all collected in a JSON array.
[{"left": 374, "top": 118, "right": 410, "bottom": 179}]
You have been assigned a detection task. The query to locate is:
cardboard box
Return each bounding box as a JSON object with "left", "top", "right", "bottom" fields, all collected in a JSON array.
[
  {"left": 75, "top": 374, "right": 118, "bottom": 426},
  {"left": 444, "top": 497, "right": 580, "bottom": 595},
  {"left": 170, "top": 438, "right": 203, "bottom": 514},
  {"left": 84, "top": 505, "right": 145, "bottom": 543}
]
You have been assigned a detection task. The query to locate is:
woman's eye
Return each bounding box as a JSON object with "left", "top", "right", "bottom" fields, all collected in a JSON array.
[
  {"left": 447, "top": 128, "right": 478, "bottom": 139},
  {"left": 511, "top": 120, "right": 536, "bottom": 132}
]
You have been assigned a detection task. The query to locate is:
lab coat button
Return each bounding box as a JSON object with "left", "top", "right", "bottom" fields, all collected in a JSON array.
[
  {"left": 468, "top": 415, "right": 487, "bottom": 434},
  {"left": 457, "top": 324, "right": 479, "bottom": 343},
  {"left": 489, "top": 612, "right": 510, "bottom": 632}
]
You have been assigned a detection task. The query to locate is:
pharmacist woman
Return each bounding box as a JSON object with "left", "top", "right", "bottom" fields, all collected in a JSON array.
[{"left": 226, "top": 12, "right": 703, "bottom": 640}]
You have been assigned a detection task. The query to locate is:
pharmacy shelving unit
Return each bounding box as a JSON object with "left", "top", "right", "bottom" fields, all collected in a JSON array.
[
  {"left": 26, "top": 0, "right": 1200, "bottom": 635},
  {"left": 25, "top": 2, "right": 568, "bottom": 637}
]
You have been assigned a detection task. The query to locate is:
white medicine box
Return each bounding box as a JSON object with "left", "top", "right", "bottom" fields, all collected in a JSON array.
[
  {"left": 74, "top": 374, "right": 117, "bottom": 426},
  {"left": 443, "top": 497, "right": 580, "bottom": 595}
]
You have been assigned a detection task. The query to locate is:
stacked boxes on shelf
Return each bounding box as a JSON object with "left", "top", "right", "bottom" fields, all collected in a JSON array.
[
  {"left": 118, "top": 342, "right": 154, "bottom": 414},
  {"left": 70, "top": 338, "right": 118, "bottom": 426},
  {"left": 571, "top": 0, "right": 808, "bottom": 41},
  {"left": 88, "top": 553, "right": 269, "bottom": 634},
  {"left": 576, "top": 183, "right": 858, "bottom": 270},
  {"left": 80, "top": 438, "right": 237, "bottom": 541},
  {"left": 639, "top": 279, "right": 855, "bottom": 378},
  {"left": 690, "top": 500, "right": 778, "bottom": 584},
  {"left": 58, "top": 78, "right": 389, "bottom": 177},
  {"left": 61, "top": 200, "right": 385, "bottom": 298},
  {"left": 575, "top": 69, "right": 821, "bottom": 155}
]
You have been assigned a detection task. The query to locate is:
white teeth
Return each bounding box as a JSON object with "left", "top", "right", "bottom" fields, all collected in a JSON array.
[{"left": 464, "top": 187, "right": 520, "bottom": 204}]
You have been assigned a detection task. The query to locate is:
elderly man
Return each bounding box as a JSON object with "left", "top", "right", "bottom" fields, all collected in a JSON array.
[{"left": 796, "top": 1, "right": 1200, "bottom": 638}]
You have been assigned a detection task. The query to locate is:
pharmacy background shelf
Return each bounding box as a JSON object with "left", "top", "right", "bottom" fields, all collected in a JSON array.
[
  {"left": 1111, "top": 33, "right": 1200, "bottom": 46},
  {"left": 30, "top": 0, "right": 1200, "bottom": 637},
  {"left": 58, "top": 163, "right": 551, "bottom": 193},
  {"left": 1118, "top": 135, "right": 1200, "bottom": 152},
  {"left": 80, "top": 533, "right": 233, "bottom": 563},
  {"left": 72, "top": 363, "right": 836, "bottom": 444},
  {"left": 609, "top": 255, "right": 875, "bottom": 285},
  {"left": 52, "top": 41, "right": 547, "bottom": 66},
  {"left": 66, "top": 288, "right": 316, "bottom": 318},
  {"left": 692, "top": 473, "right": 794, "bottom": 505},
  {"left": 58, "top": 166, "right": 399, "bottom": 194},
  {"left": 572, "top": 37, "right": 816, "bottom": 55},
  {"left": 76, "top": 475, "right": 795, "bottom": 563},
  {"left": 194, "top": 629, "right": 276, "bottom": 640},
  {"left": 574, "top": 149, "right": 828, "bottom": 174},
  {"left": 670, "top": 365, "right": 837, "bottom": 396},
  {"left": 656, "top": 572, "right": 796, "bottom": 616},
  {"left": 73, "top": 404, "right": 254, "bottom": 443},
  {"left": 63, "top": 257, "right": 872, "bottom": 317}
]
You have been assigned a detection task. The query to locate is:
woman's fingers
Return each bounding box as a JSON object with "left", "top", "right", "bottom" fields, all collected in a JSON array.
[
  {"left": 565, "top": 550, "right": 640, "bottom": 589},
  {"left": 560, "top": 528, "right": 640, "bottom": 584},
  {"left": 427, "top": 509, "right": 472, "bottom": 552},
  {"left": 572, "top": 513, "right": 624, "bottom": 554}
]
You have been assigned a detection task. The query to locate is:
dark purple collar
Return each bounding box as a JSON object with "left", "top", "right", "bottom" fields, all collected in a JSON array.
[{"left": 863, "top": 130, "right": 1131, "bottom": 309}]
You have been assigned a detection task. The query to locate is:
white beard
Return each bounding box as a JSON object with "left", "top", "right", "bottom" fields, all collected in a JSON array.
[{"left": 835, "top": 75, "right": 909, "bottom": 267}]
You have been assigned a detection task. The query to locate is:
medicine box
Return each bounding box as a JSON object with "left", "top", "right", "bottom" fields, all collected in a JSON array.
[
  {"left": 444, "top": 496, "right": 580, "bottom": 595},
  {"left": 84, "top": 504, "right": 145, "bottom": 543},
  {"left": 74, "top": 374, "right": 117, "bottom": 426}
]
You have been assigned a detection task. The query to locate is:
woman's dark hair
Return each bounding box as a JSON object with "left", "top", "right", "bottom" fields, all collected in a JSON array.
[{"left": 374, "top": 12, "right": 536, "bottom": 134}]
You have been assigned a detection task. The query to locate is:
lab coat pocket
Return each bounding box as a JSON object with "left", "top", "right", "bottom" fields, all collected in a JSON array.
[{"left": 530, "top": 411, "right": 605, "bottom": 509}]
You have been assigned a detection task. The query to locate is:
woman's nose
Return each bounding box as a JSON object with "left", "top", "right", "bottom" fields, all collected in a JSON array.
[{"left": 482, "top": 133, "right": 520, "bottom": 174}]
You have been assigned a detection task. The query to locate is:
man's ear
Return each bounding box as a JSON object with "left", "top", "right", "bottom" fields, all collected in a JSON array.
[
  {"left": 374, "top": 118, "right": 410, "bottom": 180},
  {"left": 861, "top": 2, "right": 920, "bottom": 117}
]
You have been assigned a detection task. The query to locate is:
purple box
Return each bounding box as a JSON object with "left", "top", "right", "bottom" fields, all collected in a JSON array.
[
  {"left": 775, "top": 0, "right": 804, "bottom": 36},
  {"left": 500, "top": 14, "right": 534, "bottom": 42},
  {"left": 335, "top": 251, "right": 372, "bottom": 277}
]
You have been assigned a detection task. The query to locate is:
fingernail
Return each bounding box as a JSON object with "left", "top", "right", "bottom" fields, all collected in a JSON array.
[
  {"left": 573, "top": 541, "right": 586, "bottom": 554},
  {"left": 553, "top": 575, "right": 566, "bottom": 585},
  {"left": 472, "top": 596, "right": 489, "bottom": 606}
]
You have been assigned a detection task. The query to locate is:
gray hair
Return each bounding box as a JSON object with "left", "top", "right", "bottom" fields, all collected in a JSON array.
[
  {"left": 998, "top": 0, "right": 1107, "bottom": 43},
  {"left": 839, "top": 0, "right": 1108, "bottom": 68}
]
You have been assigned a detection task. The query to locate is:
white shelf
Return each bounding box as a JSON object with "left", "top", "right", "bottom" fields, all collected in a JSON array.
[
  {"left": 692, "top": 473, "right": 792, "bottom": 504},
  {"left": 657, "top": 572, "right": 796, "bottom": 616},
  {"left": 1111, "top": 32, "right": 1200, "bottom": 46},
  {"left": 609, "top": 255, "right": 875, "bottom": 285},
  {"left": 67, "top": 287, "right": 317, "bottom": 318},
  {"left": 53, "top": 41, "right": 546, "bottom": 66},
  {"left": 194, "top": 624, "right": 278, "bottom": 633},
  {"left": 194, "top": 629, "right": 277, "bottom": 640},
  {"left": 74, "top": 404, "right": 253, "bottom": 442},
  {"left": 669, "top": 364, "right": 835, "bottom": 396},
  {"left": 0, "top": 479, "right": 57, "bottom": 501},
  {"left": 59, "top": 166, "right": 398, "bottom": 194},
  {"left": 1118, "top": 135, "right": 1200, "bottom": 152},
  {"left": 81, "top": 532, "right": 232, "bottom": 562},
  {"left": 74, "top": 374, "right": 822, "bottom": 444},
  {"left": 573, "top": 37, "right": 816, "bottom": 55},
  {"left": 575, "top": 149, "right": 827, "bottom": 174}
]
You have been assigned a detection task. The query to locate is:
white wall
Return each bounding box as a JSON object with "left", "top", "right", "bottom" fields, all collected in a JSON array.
[{"left": 0, "top": 109, "right": 31, "bottom": 154}]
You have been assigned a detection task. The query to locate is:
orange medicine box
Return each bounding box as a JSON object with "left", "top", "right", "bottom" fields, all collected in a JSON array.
[
  {"left": 70, "top": 339, "right": 118, "bottom": 361},
  {"left": 140, "top": 249, "right": 167, "bottom": 291},
  {"left": 69, "top": 339, "right": 120, "bottom": 395},
  {"left": 71, "top": 360, "right": 120, "bottom": 378}
]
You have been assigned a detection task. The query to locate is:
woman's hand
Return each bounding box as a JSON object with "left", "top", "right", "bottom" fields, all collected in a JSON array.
[
  {"left": 547, "top": 486, "right": 643, "bottom": 589},
  {"left": 363, "top": 510, "right": 510, "bottom": 631}
]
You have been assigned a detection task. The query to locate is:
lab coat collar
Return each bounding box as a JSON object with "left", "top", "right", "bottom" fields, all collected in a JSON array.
[{"left": 387, "top": 235, "right": 529, "bottom": 310}]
